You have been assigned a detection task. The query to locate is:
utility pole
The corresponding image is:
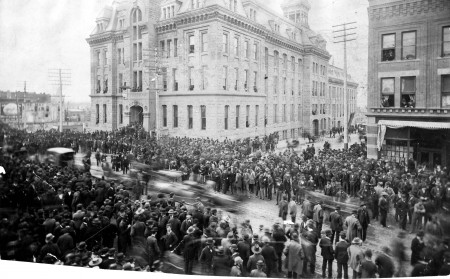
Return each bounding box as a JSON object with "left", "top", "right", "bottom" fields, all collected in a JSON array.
[
  {"left": 333, "top": 22, "right": 356, "bottom": 151},
  {"left": 15, "top": 81, "right": 28, "bottom": 129},
  {"left": 48, "top": 69, "right": 71, "bottom": 133}
]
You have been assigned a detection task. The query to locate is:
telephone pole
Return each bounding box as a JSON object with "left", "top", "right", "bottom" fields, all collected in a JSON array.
[
  {"left": 333, "top": 22, "right": 356, "bottom": 151},
  {"left": 48, "top": 69, "right": 71, "bottom": 133}
]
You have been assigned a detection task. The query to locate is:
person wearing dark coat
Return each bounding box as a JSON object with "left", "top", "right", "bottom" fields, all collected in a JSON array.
[
  {"left": 410, "top": 231, "right": 425, "bottom": 265},
  {"left": 261, "top": 237, "right": 278, "bottom": 277},
  {"left": 335, "top": 232, "right": 350, "bottom": 279},
  {"left": 212, "top": 246, "right": 232, "bottom": 276},
  {"left": 272, "top": 225, "right": 287, "bottom": 273},
  {"left": 357, "top": 203, "right": 370, "bottom": 242},
  {"left": 375, "top": 247, "right": 395, "bottom": 278},
  {"left": 38, "top": 233, "right": 61, "bottom": 263},
  {"left": 56, "top": 229, "right": 74, "bottom": 258},
  {"left": 319, "top": 229, "right": 334, "bottom": 278},
  {"left": 199, "top": 238, "right": 215, "bottom": 275},
  {"left": 329, "top": 206, "right": 344, "bottom": 244},
  {"left": 237, "top": 236, "right": 251, "bottom": 276},
  {"left": 302, "top": 223, "right": 318, "bottom": 276},
  {"left": 162, "top": 225, "right": 178, "bottom": 251},
  {"left": 182, "top": 227, "right": 198, "bottom": 275}
]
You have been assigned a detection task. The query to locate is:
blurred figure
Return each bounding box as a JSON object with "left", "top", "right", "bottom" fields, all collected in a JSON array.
[
  {"left": 391, "top": 231, "right": 407, "bottom": 277},
  {"left": 410, "top": 231, "right": 425, "bottom": 266},
  {"left": 375, "top": 246, "right": 395, "bottom": 278}
]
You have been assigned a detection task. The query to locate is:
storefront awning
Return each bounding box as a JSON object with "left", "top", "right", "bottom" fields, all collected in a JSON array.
[
  {"left": 377, "top": 120, "right": 450, "bottom": 151},
  {"left": 378, "top": 120, "right": 450, "bottom": 129}
]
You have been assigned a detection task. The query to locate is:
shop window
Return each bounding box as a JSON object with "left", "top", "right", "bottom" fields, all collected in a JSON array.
[
  {"left": 402, "top": 31, "right": 416, "bottom": 60},
  {"left": 400, "top": 77, "right": 416, "bottom": 108},
  {"left": 382, "top": 34, "right": 395, "bottom": 61},
  {"left": 442, "top": 75, "right": 450, "bottom": 107},
  {"left": 381, "top": 78, "right": 395, "bottom": 107}
]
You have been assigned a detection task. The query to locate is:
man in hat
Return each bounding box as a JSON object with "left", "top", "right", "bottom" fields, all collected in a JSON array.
[
  {"left": 230, "top": 256, "right": 244, "bottom": 276},
  {"left": 237, "top": 234, "right": 251, "bottom": 275},
  {"left": 344, "top": 210, "right": 362, "bottom": 243},
  {"left": 301, "top": 196, "right": 314, "bottom": 220},
  {"left": 199, "top": 237, "right": 215, "bottom": 275},
  {"left": 348, "top": 237, "right": 364, "bottom": 279},
  {"left": 57, "top": 227, "right": 74, "bottom": 258},
  {"left": 182, "top": 227, "right": 198, "bottom": 274},
  {"left": 99, "top": 248, "right": 116, "bottom": 269},
  {"left": 431, "top": 180, "right": 444, "bottom": 209},
  {"left": 146, "top": 227, "right": 161, "bottom": 268},
  {"left": 250, "top": 260, "right": 267, "bottom": 277},
  {"left": 283, "top": 233, "right": 304, "bottom": 279},
  {"left": 329, "top": 206, "right": 344, "bottom": 244},
  {"left": 212, "top": 246, "right": 232, "bottom": 276},
  {"left": 319, "top": 229, "right": 335, "bottom": 278},
  {"left": 38, "top": 233, "right": 61, "bottom": 263},
  {"left": 410, "top": 230, "right": 425, "bottom": 266},
  {"left": 162, "top": 224, "right": 178, "bottom": 251},
  {"left": 248, "top": 243, "right": 265, "bottom": 273},
  {"left": 335, "top": 231, "right": 350, "bottom": 279},
  {"left": 397, "top": 193, "right": 409, "bottom": 230},
  {"left": 261, "top": 236, "right": 278, "bottom": 277},
  {"left": 313, "top": 201, "right": 324, "bottom": 233},
  {"left": 379, "top": 192, "right": 389, "bottom": 228},
  {"left": 180, "top": 214, "right": 194, "bottom": 236},
  {"left": 411, "top": 197, "right": 426, "bottom": 233},
  {"left": 278, "top": 195, "right": 289, "bottom": 221},
  {"left": 357, "top": 203, "right": 370, "bottom": 242},
  {"left": 302, "top": 222, "right": 318, "bottom": 276}
]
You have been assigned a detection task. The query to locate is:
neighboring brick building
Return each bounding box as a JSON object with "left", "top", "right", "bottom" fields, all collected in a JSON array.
[
  {"left": 327, "top": 65, "right": 358, "bottom": 132},
  {"left": 366, "top": 0, "right": 450, "bottom": 168},
  {"left": 87, "top": 0, "right": 340, "bottom": 140}
]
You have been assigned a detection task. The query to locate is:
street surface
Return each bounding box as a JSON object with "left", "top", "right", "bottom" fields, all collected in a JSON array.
[{"left": 75, "top": 133, "right": 414, "bottom": 277}]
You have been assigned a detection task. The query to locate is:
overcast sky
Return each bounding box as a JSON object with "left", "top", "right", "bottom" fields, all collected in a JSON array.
[{"left": 0, "top": 0, "right": 368, "bottom": 106}]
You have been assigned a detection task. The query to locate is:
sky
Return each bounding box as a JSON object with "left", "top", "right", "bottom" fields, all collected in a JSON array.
[{"left": 0, "top": 0, "right": 369, "bottom": 106}]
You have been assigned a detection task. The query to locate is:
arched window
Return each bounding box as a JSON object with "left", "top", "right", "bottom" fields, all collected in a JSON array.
[{"left": 132, "top": 7, "right": 142, "bottom": 23}]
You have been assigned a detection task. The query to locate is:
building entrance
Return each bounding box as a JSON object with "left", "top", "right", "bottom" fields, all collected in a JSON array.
[
  {"left": 130, "top": 106, "right": 143, "bottom": 126},
  {"left": 313, "top": 120, "right": 319, "bottom": 136}
]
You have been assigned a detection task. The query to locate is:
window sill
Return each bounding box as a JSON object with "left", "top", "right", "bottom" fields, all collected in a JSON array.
[{"left": 378, "top": 59, "right": 420, "bottom": 64}]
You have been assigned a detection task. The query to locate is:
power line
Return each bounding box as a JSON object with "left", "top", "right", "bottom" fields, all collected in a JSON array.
[{"left": 333, "top": 21, "right": 357, "bottom": 151}]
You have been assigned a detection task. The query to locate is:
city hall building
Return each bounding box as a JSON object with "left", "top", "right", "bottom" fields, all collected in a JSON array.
[
  {"left": 87, "top": 0, "right": 339, "bottom": 140},
  {"left": 366, "top": 0, "right": 450, "bottom": 168}
]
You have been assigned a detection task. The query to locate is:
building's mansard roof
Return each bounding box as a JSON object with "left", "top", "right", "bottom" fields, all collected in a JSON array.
[
  {"left": 89, "top": 0, "right": 327, "bottom": 53},
  {"left": 328, "top": 65, "right": 358, "bottom": 87}
]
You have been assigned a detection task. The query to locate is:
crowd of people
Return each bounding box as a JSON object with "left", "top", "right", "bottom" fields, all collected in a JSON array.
[{"left": 0, "top": 122, "right": 450, "bottom": 277}]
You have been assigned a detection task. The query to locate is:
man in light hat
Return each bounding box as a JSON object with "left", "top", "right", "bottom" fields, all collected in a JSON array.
[
  {"left": 248, "top": 243, "right": 265, "bottom": 273},
  {"left": 344, "top": 210, "right": 362, "bottom": 243},
  {"left": 348, "top": 237, "right": 364, "bottom": 279},
  {"left": 230, "top": 256, "right": 244, "bottom": 276},
  {"left": 283, "top": 232, "right": 304, "bottom": 278},
  {"left": 38, "top": 233, "right": 61, "bottom": 263}
]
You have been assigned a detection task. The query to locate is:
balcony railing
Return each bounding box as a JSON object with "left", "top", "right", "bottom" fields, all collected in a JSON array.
[{"left": 369, "top": 107, "right": 450, "bottom": 115}]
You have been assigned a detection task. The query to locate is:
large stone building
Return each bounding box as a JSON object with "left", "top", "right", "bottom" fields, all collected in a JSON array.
[
  {"left": 88, "top": 0, "right": 341, "bottom": 140},
  {"left": 366, "top": 0, "right": 450, "bottom": 168},
  {"left": 327, "top": 65, "right": 358, "bottom": 132}
]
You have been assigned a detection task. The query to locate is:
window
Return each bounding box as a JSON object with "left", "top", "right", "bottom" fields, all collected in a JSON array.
[
  {"left": 162, "top": 67, "right": 167, "bottom": 91},
  {"left": 298, "top": 104, "right": 301, "bottom": 121},
  {"left": 223, "top": 33, "right": 229, "bottom": 54},
  {"left": 400, "top": 77, "right": 416, "bottom": 108},
  {"left": 234, "top": 68, "right": 239, "bottom": 91},
  {"left": 160, "top": 41, "right": 165, "bottom": 57},
  {"left": 282, "top": 104, "right": 286, "bottom": 122},
  {"left": 138, "top": 42, "right": 142, "bottom": 60},
  {"left": 402, "top": 31, "right": 416, "bottom": 60},
  {"left": 103, "top": 50, "right": 108, "bottom": 65},
  {"left": 381, "top": 78, "right": 395, "bottom": 107},
  {"left": 298, "top": 80, "right": 301, "bottom": 95},
  {"left": 246, "top": 105, "right": 250, "bottom": 127},
  {"left": 96, "top": 51, "right": 100, "bottom": 66},
  {"left": 173, "top": 105, "right": 178, "bottom": 127},
  {"left": 133, "top": 43, "right": 137, "bottom": 61},
  {"left": 201, "top": 105, "right": 206, "bottom": 130},
  {"left": 235, "top": 105, "right": 240, "bottom": 128},
  {"left": 274, "top": 51, "right": 279, "bottom": 69},
  {"left": 283, "top": 77, "right": 286, "bottom": 94},
  {"left": 291, "top": 78, "right": 294, "bottom": 95},
  {"left": 173, "top": 69, "right": 178, "bottom": 91},
  {"left": 188, "top": 34, "right": 195, "bottom": 54},
  {"left": 118, "top": 49, "right": 121, "bottom": 65},
  {"left": 222, "top": 66, "right": 228, "bottom": 90},
  {"left": 162, "top": 105, "right": 167, "bottom": 127},
  {"left": 244, "top": 70, "right": 248, "bottom": 91},
  {"left": 382, "top": 34, "right": 396, "bottom": 61},
  {"left": 312, "top": 104, "right": 317, "bottom": 115},
  {"left": 96, "top": 104, "right": 99, "bottom": 124},
  {"left": 103, "top": 104, "right": 107, "bottom": 123},
  {"left": 443, "top": 26, "right": 450, "bottom": 57},
  {"left": 234, "top": 37, "right": 239, "bottom": 56},
  {"left": 201, "top": 66, "right": 207, "bottom": 90},
  {"left": 188, "top": 67, "right": 194, "bottom": 90},
  {"left": 244, "top": 40, "right": 249, "bottom": 58},
  {"left": 96, "top": 76, "right": 101, "bottom": 93},
  {"left": 290, "top": 104, "right": 294, "bottom": 121},
  {"left": 274, "top": 76, "right": 278, "bottom": 94},
  {"left": 174, "top": 38, "right": 178, "bottom": 57},
  {"left": 119, "top": 104, "right": 123, "bottom": 124},
  {"left": 187, "top": 105, "right": 193, "bottom": 129},
  {"left": 253, "top": 42, "right": 258, "bottom": 60},
  {"left": 201, "top": 32, "right": 208, "bottom": 52},
  {"left": 255, "top": 105, "right": 259, "bottom": 126},
  {"left": 253, "top": 71, "right": 258, "bottom": 92},
  {"left": 273, "top": 104, "right": 277, "bottom": 123},
  {"left": 442, "top": 75, "right": 450, "bottom": 107},
  {"left": 224, "top": 105, "right": 229, "bottom": 130},
  {"left": 167, "top": 40, "right": 172, "bottom": 58}
]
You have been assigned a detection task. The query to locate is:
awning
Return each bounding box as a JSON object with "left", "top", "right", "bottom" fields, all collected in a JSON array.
[
  {"left": 377, "top": 120, "right": 450, "bottom": 151},
  {"left": 378, "top": 120, "right": 450, "bottom": 129}
]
